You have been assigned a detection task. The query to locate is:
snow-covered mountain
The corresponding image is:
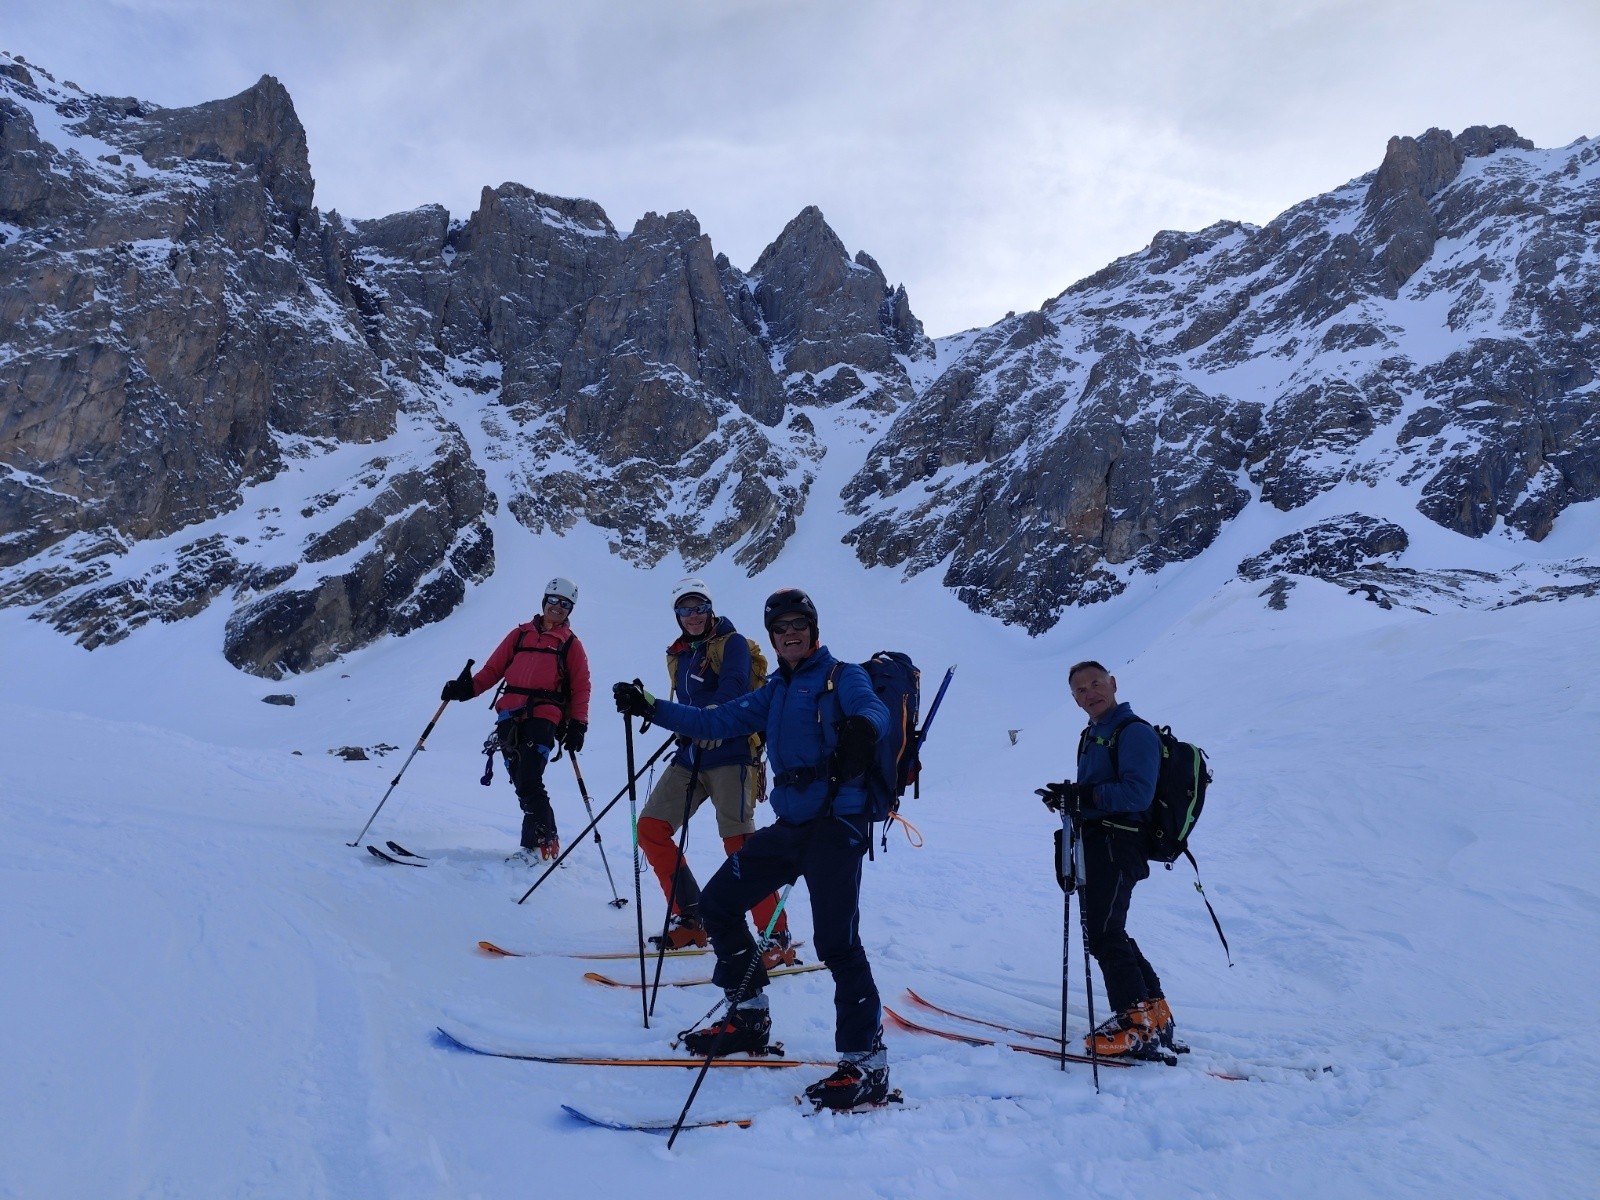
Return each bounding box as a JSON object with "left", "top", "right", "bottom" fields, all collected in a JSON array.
[
  {"left": 846, "top": 126, "right": 1600, "bottom": 630},
  {"left": 0, "top": 54, "right": 927, "bottom": 678},
  {"left": 5, "top": 52, "right": 1597, "bottom": 677},
  {"left": 4, "top": 50, "right": 1599, "bottom": 1200}
]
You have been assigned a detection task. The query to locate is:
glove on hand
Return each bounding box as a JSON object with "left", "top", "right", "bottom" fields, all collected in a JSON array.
[
  {"left": 441, "top": 665, "right": 475, "bottom": 703},
  {"left": 613, "top": 681, "right": 656, "bottom": 720},
  {"left": 562, "top": 720, "right": 587, "bottom": 754},
  {"left": 1036, "top": 781, "right": 1084, "bottom": 815},
  {"left": 832, "top": 714, "right": 879, "bottom": 780}
]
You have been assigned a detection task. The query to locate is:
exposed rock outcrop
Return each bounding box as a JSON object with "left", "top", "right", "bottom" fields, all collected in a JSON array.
[
  {"left": 843, "top": 125, "right": 1600, "bottom": 628},
  {"left": 0, "top": 55, "right": 931, "bottom": 667}
]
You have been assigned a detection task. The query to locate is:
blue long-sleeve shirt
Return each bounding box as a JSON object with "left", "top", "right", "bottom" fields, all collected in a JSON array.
[
  {"left": 1075, "top": 701, "right": 1160, "bottom": 823},
  {"left": 648, "top": 646, "right": 889, "bottom": 823}
]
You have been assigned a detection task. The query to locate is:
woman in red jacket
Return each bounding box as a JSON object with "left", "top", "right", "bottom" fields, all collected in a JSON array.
[{"left": 441, "top": 576, "right": 592, "bottom": 861}]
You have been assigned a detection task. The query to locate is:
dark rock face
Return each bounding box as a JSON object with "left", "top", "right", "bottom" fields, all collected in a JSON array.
[
  {"left": 3, "top": 53, "right": 1594, "bottom": 660},
  {"left": 0, "top": 61, "right": 495, "bottom": 669},
  {"left": 843, "top": 125, "right": 1600, "bottom": 628},
  {"left": 1238, "top": 515, "right": 1410, "bottom": 581},
  {"left": 844, "top": 325, "right": 1259, "bottom": 632},
  {"left": 0, "top": 56, "right": 931, "bottom": 669},
  {"left": 749, "top": 205, "right": 933, "bottom": 412}
]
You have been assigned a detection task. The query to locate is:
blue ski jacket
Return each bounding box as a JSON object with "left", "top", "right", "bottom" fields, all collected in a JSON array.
[
  {"left": 648, "top": 646, "right": 889, "bottom": 823},
  {"left": 666, "top": 616, "right": 753, "bottom": 772},
  {"left": 1075, "top": 701, "right": 1160, "bottom": 825}
]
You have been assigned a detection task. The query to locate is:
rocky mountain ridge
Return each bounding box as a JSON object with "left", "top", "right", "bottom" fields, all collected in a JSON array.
[
  {"left": 843, "top": 124, "right": 1600, "bottom": 629},
  {"left": 0, "top": 54, "right": 928, "bottom": 675},
  {"left": 2, "top": 52, "right": 1596, "bottom": 673}
]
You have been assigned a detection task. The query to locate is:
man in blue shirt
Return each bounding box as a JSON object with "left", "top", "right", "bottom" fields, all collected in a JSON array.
[
  {"left": 1042, "top": 660, "right": 1176, "bottom": 1057},
  {"left": 615, "top": 587, "right": 892, "bottom": 1108}
]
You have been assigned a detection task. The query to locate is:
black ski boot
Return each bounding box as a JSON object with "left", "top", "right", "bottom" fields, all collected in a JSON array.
[
  {"left": 683, "top": 998, "right": 771, "bottom": 1057},
  {"left": 805, "top": 1041, "right": 890, "bottom": 1110}
]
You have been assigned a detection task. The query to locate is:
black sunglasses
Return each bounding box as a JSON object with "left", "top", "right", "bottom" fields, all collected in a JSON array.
[
  {"left": 768, "top": 617, "right": 811, "bottom": 633},
  {"left": 674, "top": 602, "right": 713, "bottom": 617},
  {"left": 543, "top": 595, "right": 574, "bottom": 611}
]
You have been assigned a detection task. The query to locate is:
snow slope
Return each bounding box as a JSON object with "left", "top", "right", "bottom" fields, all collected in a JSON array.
[{"left": 3, "top": 428, "right": 1598, "bottom": 1197}]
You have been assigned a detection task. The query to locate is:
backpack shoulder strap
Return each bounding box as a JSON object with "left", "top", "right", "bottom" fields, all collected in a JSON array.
[
  {"left": 1080, "top": 714, "right": 1146, "bottom": 773},
  {"left": 505, "top": 625, "right": 573, "bottom": 706},
  {"left": 703, "top": 631, "right": 730, "bottom": 675}
]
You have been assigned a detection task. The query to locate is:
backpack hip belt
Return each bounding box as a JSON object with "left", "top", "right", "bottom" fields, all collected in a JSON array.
[
  {"left": 504, "top": 685, "right": 568, "bottom": 709},
  {"left": 772, "top": 764, "right": 826, "bottom": 790}
]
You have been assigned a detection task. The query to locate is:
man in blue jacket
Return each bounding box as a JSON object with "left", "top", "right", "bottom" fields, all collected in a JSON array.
[
  {"left": 614, "top": 587, "right": 892, "bottom": 1109},
  {"left": 1041, "top": 660, "right": 1176, "bottom": 1057}
]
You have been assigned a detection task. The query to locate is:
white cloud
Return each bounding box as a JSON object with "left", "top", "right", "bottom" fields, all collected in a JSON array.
[{"left": 7, "top": 0, "right": 1597, "bottom": 336}]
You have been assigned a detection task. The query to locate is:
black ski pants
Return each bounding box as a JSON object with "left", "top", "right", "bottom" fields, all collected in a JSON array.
[
  {"left": 1081, "top": 824, "right": 1163, "bottom": 1015},
  {"left": 699, "top": 813, "right": 881, "bottom": 1055},
  {"left": 500, "top": 716, "right": 559, "bottom": 847}
]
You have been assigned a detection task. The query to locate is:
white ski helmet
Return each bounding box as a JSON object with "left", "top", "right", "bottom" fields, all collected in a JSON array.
[
  {"left": 543, "top": 576, "right": 579, "bottom": 606},
  {"left": 671, "top": 576, "right": 714, "bottom": 611}
]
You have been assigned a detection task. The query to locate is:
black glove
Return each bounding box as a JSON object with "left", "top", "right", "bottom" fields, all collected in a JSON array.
[
  {"left": 613, "top": 680, "right": 656, "bottom": 720},
  {"left": 1036, "top": 781, "right": 1085, "bottom": 815},
  {"left": 832, "top": 714, "right": 879, "bottom": 780},
  {"left": 562, "top": 720, "right": 587, "bottom": 754},
  {"left": 441, "top": 664, "right": 475, "bottom": 703}
]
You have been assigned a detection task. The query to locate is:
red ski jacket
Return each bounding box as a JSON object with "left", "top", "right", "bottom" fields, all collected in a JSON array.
[{"left": 470, "top": 617, "right": 591, "bottom": 726}]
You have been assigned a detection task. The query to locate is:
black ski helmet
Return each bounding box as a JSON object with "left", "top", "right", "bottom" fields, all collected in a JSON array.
[{"left": 763, "top": 587, "right": 818, "bottom": 642}]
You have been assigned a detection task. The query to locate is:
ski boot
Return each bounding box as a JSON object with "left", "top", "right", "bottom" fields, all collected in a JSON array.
[
  {"left": 1144, "top": 996, "right": 1176, "bottom": 1048},
  {"left": 683, "top": 997, "right": 771, "bottom": 1056},
  {"left": 758, "top": 929, "right": 798, "bottom": 969},
  {"left": 649, "top": 913, "right": 709, "bottom": 951},
  {"left": 538, "top": 836, "right": 561, "bottom": 861},
  {"left": 1085, "top": 1000, "right": 1172, "bottom": 1061},
  {"left": 805, "top": 1041, "right": 891, "bottom": 1111}
]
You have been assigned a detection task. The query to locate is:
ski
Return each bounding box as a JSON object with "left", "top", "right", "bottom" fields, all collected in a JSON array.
[
  {"left": 903, "top": 990, "right": 1333, "bottom": 1081},
  {"left": 562, "top": 1104, "right": 754, "bottom": 1132},
  {"left": 476, "top": 940, "right": 805, "bottom": 961},
  {"left": 436, "top": 1025, "right": 828, "bottom": 1067},
  {"left": 903, "top": 987, "right": 1058, "bottom": 1043},
  {"left": 583, "top": 946, "right": 710, "bottom": 960},
  {"left": 561, "top": 1091, "right": 907, "bottom": 1134},
  {"left": 367, "top": 844, "right": 425, "bottom": 867},
  {"left": 800, "top": 1088, "right": 906, "bottom": 1116},
  {"left": 883, "top": 1005, "right": 1134, "bottom": 1068},
  {"left": 583, "top": 963, "right": 826, "bottom": 989},
  {"left": 476, "top": 940, "right": 527, "bottom": 957},
  {"left": 385, "top": 840, "right": 427, "bottom": 860}
]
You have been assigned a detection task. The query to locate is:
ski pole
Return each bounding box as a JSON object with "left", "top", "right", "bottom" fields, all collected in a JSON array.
[
  {"left": 669, "top": 782, "right": 831, "bottom": 1148},
  {"left": 625, "top": 711, "right": 650, "bottom": 1028},
  {"left": 1071, "top": 815, "right": 1100, "bottom": 1092},
  {"left": 650, "top": 746, "right": 704, "bottom": 1016},
  {"left": 568, "top": 753, "right": 626, "bottom": 908},
  {"left": 515, "top": 733, "right": 674, "bottom": 904},
  {"left": 1060, "top": 823, "right": 1072, "bottom": 1073},
  {"left": 666, "top": 883, "right": 794, "bottom": 1149},
  {"left": 669, "top": 773, "right": 843, "bottom": 1145},
  {"left": 346, "top": 659, "right": 471, "bottom": 847}
]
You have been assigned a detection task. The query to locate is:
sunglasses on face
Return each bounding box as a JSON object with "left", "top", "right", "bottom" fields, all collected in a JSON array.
[
  {"left": 543, "top": 595, "right": 574, "bottom": 611},
  {"left": 674, "top": 603, "right": 713, "bottom": 617},
  {"left": 768, "top": 617, "right": 811, "bottom": 634}
]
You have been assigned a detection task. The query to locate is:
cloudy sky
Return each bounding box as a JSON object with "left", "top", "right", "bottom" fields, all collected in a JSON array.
[{"left": 9, "top": 1, "right": 1596, "bottom": 336}]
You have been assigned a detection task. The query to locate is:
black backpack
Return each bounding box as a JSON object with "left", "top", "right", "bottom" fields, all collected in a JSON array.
[
  {"left": 1084, "top": 717, "right": 1209, "bottom": 864},
  {"left": 828, "top": 651, "right": 921, "bottom": 822},
  {"left": 1088, "top": 717, "right": 1229, "bottom": 962}
]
